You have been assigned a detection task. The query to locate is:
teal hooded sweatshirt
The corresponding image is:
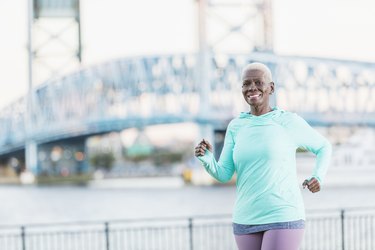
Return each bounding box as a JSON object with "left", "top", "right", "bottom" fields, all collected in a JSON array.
[{"left": 198, "top": 107, "right": 332, "bottom": 225}]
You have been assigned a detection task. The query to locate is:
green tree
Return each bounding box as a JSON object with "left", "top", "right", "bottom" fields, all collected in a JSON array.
[{"left": 90, "top": 152, "right": 116, "bottom": 170}]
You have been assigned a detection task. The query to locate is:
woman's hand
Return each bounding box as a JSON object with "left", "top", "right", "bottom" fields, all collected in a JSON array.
[
  {"left": 194, "top": 139, "right": 213, "bottom": 157},
  {"left": 302, "top": 177, "right": 320, "bottom": 193}
]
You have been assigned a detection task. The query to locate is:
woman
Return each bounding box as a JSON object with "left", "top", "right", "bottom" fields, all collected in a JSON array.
[{"left": 194, "top": 62, "right": 332, "bottom": 250}]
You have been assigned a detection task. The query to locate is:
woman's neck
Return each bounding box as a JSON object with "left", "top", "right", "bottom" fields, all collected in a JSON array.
[{"left": 250, "top": 105, "right": 272, "bottom": 116}]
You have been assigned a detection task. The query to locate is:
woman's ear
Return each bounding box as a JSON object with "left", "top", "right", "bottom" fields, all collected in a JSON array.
[{"left": 269, "top": 82, "right": 275, "bottom": 94}]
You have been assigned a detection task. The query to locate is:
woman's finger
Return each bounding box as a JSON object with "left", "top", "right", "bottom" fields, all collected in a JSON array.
[
  {"left": 203, "top": 139, "right": 211, "bottom": 146},
  {"left": 202, "top": 139, "right": 213, "bottom": 151},
  {"left": 302, "top": 178, "right": 320, "bottom": 193},
  {"left": 307, "top": 178, "right": 317, "bottom": 186},
  {"left": 195, "top": 139, "right": 211, "bottom": 157},
  {"left": 309, "top": 185, "right": 320, "bottom": 193},
  {"left": 302, "top": 179, "right": 309, "bottom": 189},
  {"left": 307, "top": 181, "right": 316, "bottom": 188},
  {"left": 309, "top": 178, "right": 320, "bottom": 191},
  {"left": 194, "top": 144, "right": 206, "bottom": 156},
  {"left": 195, "top": 146, "right": 204, "bottom": 155}
]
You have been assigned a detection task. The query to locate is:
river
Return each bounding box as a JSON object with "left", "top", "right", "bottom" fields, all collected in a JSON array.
[{"left": 1, "top": 181, "right": 374, "bottom": 226}]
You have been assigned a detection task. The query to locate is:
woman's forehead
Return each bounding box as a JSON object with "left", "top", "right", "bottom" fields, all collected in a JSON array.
[{"left": 242, "top": 69, "right": 266, "bottom": 80}]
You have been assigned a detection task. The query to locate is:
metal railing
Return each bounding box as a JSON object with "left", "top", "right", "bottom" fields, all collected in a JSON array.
[{"left": 0, "top": 208, "right": 374, "bottom": 250}]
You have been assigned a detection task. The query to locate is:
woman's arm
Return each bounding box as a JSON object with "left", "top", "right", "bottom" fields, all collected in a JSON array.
[
  {"left": 195, "top": 123, "right": 236, "bottom": 183},
  {"left": 290, "top": 114, "right": 332, "bottom": 184}
]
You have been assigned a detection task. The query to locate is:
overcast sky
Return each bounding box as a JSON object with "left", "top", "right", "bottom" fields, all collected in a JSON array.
[{"left": 0, "top": 0, "right": 374, "bottom": 109}]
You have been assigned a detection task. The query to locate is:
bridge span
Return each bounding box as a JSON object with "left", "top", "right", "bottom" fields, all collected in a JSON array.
[{"left": 1, "top": 52, "right": 374, "bottom": 174}]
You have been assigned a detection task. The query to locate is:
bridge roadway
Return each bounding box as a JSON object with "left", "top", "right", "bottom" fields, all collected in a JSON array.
[{"left": 1, "top": 52, "right": 375, "bottom": 157}]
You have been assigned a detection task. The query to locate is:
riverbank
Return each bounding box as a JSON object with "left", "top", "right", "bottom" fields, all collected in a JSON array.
[{"left": 1, "top": 155, "right": 375, "bottom": 188}]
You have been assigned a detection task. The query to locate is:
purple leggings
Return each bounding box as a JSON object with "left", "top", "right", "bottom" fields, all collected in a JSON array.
[{"left": 234, "top": 229, "right": 305, "bottom": 250}]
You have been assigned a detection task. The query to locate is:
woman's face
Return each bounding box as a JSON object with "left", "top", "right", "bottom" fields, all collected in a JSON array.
[{"left": 241, "top": 69, "right": 274, "bottom": 107}]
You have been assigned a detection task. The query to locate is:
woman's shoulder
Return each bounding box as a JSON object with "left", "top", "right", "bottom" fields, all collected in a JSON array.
[
  {"left": 225, "top": 115, "right": 249, "bottom": 133},
  {"left": 227, "top": 117, "right": 245, "bottom": 129},
  {"left": 271, "top": 108, "right": 304, "bottom": 126}
]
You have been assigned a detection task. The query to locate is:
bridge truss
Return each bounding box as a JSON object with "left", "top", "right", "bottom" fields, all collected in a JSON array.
[{"left": 1, "top": 53, "right": 375, "bottom": 156}]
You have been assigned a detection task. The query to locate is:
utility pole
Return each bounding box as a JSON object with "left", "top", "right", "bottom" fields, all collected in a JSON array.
[
  {"left": 25, "top": 0, "right": 38, "bottom": 175},
  {"left": 196, "top": 0, "right": 215, "bottom": 152}
]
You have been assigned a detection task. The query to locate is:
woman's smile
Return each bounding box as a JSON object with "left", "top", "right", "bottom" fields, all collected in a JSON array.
[{"left": 246, "top": 92, "right": 262, "bottom": 102}]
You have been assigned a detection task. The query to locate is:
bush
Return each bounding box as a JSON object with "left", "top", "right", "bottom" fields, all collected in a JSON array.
[{"left": 90, "top": 152, "right": 116, "bottom": 170}]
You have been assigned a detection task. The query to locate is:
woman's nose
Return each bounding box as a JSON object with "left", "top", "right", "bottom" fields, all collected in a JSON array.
[{"left": 246, "top": 82, "right": 257, "bottom": 90}]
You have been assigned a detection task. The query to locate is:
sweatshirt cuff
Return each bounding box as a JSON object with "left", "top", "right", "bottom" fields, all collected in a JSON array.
[
  {"left": 197, "top": 150, "right": 214, "bottom": 165},
  {"left": 310, "top": 175, "right": 322, "bottom": 184}
]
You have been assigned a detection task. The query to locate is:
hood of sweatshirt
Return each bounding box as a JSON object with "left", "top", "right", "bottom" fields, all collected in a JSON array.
[{"left": 239, "top": 106, "right": 283, "bottom": 119}]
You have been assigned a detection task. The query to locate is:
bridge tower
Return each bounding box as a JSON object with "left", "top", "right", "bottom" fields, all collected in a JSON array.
[
  {"left": 196, "top": 0, "right": 274, "bottom": 157},
  {"left": 28, "top": 0, "right": 82, "bottom": 85},
  {"left": 26, "top": 0, "right": 82, "bottom": 174}
]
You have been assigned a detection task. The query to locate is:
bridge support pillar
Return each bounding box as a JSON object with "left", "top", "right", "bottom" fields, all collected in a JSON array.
[
  {"left": 25, "top": 140, "right": 38, "bottom": 175},
  {"left": 38, "top": 140, "right": 87, "bottom": 177}
]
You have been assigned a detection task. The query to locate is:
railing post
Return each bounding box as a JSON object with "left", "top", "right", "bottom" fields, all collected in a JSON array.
[
  {"left": 105, "top": 222, "right": 110, "bottom": 250},
  {"left": 188, "top": 217, "right": 194, "bottom": 250},
  {"left": 341, "top": 209, "right": 345, "bottom": 250},
  {"left": 21, "top": 226, "right": 26, "bottom": 250}
]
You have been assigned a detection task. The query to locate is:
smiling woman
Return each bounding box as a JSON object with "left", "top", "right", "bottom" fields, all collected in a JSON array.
[
  {"left": 241, "top": 63, "right": 274, "bottom": 115},
  {"left": 194, "top": 62, "right": 332, "bottom": 250}
]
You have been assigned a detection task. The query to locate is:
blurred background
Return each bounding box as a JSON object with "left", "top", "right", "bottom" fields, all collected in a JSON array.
[{"left": 0, "top": 0, "right": 375, "bottom": 249}]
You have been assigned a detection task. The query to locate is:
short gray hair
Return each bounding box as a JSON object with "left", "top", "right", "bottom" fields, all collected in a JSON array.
[{"left": 242, "top": 62, "right": 273, "bottom": 83}]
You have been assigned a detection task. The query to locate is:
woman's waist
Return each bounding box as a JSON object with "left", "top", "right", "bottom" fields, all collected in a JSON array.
[{"left": 232, "top": 206, "right": 306, "bottom": 225}]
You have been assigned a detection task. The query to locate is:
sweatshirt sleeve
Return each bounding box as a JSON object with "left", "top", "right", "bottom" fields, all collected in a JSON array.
[
  {"left": 289, "top": 114, "right": 332, "bottom": 184},
  {"left": 197, "top": 122, "right": 236, "bottom": 183}
]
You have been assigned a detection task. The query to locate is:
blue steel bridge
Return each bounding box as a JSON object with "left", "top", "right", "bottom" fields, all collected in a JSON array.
[{"left": 1, "top": 52, "right": 375, "bottom": 174}]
